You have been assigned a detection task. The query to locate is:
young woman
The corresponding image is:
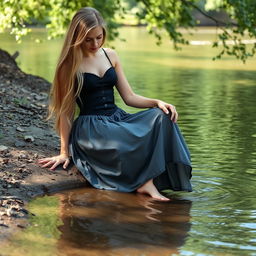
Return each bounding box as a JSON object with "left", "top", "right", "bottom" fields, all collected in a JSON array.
[{"left": 38, "top": 7, "right": 192, "bottom": 201}]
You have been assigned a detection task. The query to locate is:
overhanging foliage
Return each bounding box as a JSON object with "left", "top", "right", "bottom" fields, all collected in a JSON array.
[{"left": 0, "top": 0, "right": 255, "bottom": 62}]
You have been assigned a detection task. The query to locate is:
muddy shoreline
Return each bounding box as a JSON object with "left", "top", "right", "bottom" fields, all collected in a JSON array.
[{"left": 0, "top": 49, "right": 87, "bottom": 244}]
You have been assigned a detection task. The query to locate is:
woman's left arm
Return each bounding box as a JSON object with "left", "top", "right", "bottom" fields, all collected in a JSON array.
[{"left": 107, "top": 49, "right": 178, "bottom": 123}]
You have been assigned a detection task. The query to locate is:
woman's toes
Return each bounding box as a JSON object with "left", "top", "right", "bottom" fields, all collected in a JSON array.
[{"left": 152, "top": 193, "right": 170, "bottom": 201}]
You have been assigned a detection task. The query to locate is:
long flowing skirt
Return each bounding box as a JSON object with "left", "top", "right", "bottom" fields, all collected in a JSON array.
[{"left": 69, "top": 107, "right": 192, "bottom": 192}]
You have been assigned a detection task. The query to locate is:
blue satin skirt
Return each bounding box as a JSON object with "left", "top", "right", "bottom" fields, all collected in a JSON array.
[{"left": 69, "top": 107, "right": 192, "bottom": 192}]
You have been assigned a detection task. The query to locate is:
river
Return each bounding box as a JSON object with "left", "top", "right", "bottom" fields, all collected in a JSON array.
[{"left": 1, "top": 27, "right": 256, "bottom": 256}]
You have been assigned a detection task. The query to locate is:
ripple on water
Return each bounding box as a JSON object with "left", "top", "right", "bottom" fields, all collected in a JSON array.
[{"left": 206, "top": 241, "right": 256, "bottom": 252}]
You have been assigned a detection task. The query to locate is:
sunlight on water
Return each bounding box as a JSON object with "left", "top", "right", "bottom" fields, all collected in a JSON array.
[{"left": 0, "top": 27, "right": 256, "bottom": 256}]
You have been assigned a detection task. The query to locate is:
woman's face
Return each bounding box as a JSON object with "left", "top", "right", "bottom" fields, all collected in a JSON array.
[{"left": 82, "top": 26, "right": 104, "bottom": 54}]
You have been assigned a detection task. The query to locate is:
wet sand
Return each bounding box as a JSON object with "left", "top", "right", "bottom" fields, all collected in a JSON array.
[{"left": 0, "top": 49, "right": 87, "bottom": 244}]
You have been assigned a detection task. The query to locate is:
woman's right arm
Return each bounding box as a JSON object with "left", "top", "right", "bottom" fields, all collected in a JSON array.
[{"left": 38, "top": 112, "right": 73, "bottom": 170}]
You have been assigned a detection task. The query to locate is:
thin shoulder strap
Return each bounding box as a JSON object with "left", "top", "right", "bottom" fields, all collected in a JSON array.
[{"left": 102, "top": 48, "right": 113, "bottom": 67}]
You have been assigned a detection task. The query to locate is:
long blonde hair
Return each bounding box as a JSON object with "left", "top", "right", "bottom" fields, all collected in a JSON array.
[{"left": 48, "top": 7, "right": 106, "bottom": 133}]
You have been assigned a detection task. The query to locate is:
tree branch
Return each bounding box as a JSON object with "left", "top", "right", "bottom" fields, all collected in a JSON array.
[{"left": 180, "top": 0, "right": 237, "bottom": 27}]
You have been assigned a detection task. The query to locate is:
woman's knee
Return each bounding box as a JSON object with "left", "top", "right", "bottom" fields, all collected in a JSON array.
[{"left": 151, "top": 107, "right": 169, "bottom": 120}]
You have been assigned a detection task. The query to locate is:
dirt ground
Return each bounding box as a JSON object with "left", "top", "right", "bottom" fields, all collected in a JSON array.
[{"left": 0, "top": 49, "right": 87, "bottom": 244}]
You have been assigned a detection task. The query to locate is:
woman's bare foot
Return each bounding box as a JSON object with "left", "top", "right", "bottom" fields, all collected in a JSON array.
[{"left": 136, "top": 179, "right": 170, "bottom": 201}]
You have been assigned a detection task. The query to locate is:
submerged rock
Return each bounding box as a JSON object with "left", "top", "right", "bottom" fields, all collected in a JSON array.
[
  {"left": 24, "top": 135, "right": 35, "bottom": 142},
  {"left": 16, "top": 126, "right": 25, "bottom": 132}
]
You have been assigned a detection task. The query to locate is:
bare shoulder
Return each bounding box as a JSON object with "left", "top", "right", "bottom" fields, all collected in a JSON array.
[
  {"left": 103, "top": 48, "right": 119, "bottom": 67},
  {"left": 104, "top": 47, "right": 118, "bottom": 56}
]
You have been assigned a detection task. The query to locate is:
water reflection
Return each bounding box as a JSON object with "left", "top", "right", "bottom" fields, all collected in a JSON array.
[{"left": 56, "top": 188, "right": 192, "bottom": 256}]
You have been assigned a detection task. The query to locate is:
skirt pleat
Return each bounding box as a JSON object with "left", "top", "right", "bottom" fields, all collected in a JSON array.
[{"left": 69, "top": 107, "right": 192, "bottom": 192}]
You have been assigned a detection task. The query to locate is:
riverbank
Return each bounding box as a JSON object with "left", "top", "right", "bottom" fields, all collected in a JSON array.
[{"left": 0, "top": 49, "right": 87, "bottom": 245}]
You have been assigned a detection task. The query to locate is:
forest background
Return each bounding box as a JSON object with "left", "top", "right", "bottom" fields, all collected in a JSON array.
[{"left": 0, "top": 0, "right": 256, "bottom": 62}]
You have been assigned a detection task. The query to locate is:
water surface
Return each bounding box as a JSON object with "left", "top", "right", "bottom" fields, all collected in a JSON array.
[{"left": 0, "top": 27, "right": 256, "bottom": 256}]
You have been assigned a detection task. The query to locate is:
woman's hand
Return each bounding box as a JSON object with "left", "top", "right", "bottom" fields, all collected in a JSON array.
[
  {"left": 38, "top": 154, "right": 70, "bottom": 170},
  {"left": 156, "top": 100, "right": 178, "bottom": 123}
]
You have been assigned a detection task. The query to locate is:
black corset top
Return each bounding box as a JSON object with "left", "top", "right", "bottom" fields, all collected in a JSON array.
[{"left": 77, "top": 50, "right": 118, "bottom": 116}]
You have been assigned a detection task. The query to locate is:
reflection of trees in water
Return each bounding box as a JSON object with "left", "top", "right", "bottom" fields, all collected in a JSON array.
[{"left": 56, "top": 188, "right": 192, "bottom": 256}]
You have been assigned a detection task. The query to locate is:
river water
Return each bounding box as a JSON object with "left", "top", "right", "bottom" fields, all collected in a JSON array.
[{"left": 1, "top": 27, "right": 256, "bottom": 256}]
